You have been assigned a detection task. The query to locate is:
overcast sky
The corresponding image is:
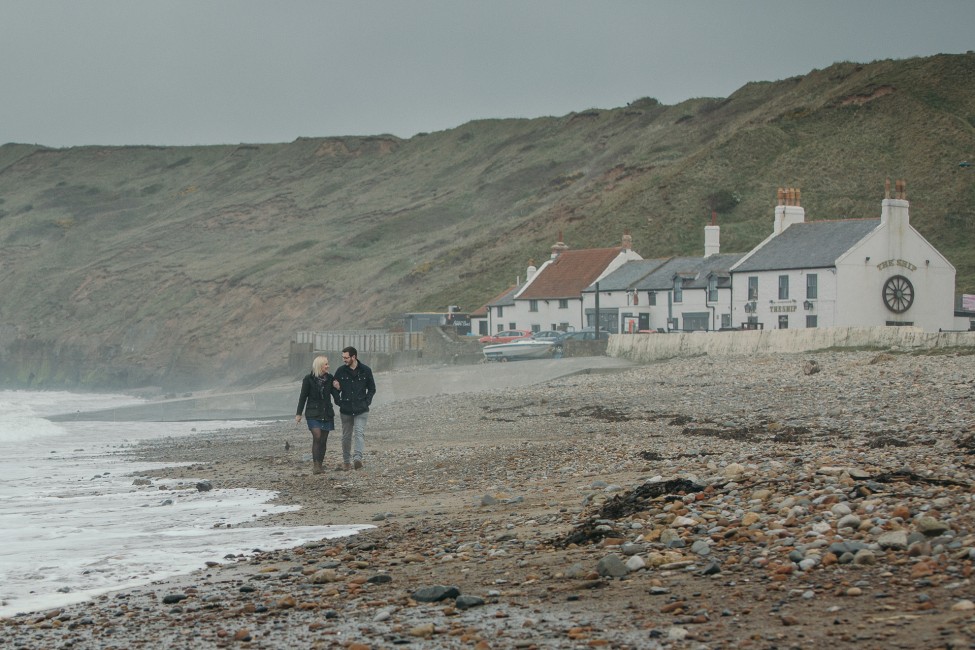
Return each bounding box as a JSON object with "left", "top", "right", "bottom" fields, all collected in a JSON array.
[{"left": 3, "top": 0, "right": 973, "bottom": 148}]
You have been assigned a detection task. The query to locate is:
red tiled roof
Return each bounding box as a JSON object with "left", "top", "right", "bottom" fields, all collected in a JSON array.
[{"left": 517, "top": 248, "right": 622, "bottom": 300}]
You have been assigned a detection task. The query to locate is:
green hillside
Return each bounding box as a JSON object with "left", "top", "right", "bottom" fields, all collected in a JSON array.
[{"left": 1, "top": 53, "right": 973, "bottom": 389}]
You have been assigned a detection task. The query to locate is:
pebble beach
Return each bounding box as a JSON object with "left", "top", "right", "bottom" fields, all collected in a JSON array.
[{"left": 3, "top": 348, "right": 975, "bottom": 649}]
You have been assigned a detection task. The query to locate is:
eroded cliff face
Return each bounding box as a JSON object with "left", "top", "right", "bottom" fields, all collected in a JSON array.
[{"left": 2, "top": 54, "right": 973, "bottom": 390}]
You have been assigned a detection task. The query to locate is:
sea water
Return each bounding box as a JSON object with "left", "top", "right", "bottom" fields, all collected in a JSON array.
[{"left": 0, "top": 390, "right": 367, "bottom": 618}]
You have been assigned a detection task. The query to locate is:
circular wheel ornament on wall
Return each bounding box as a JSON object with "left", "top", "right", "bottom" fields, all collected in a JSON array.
[{"left": 882, "top": 275, "right": 914, "bottom": 313}]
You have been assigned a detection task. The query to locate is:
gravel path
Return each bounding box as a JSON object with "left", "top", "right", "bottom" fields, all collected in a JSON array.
[{"left": 3, "top": 349, "right": 975, "bottom": 648}]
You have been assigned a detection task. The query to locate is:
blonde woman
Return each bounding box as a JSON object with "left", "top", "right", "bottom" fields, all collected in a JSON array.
[{"left": 295, "top": 356, "right": 336, "bottom": 474}]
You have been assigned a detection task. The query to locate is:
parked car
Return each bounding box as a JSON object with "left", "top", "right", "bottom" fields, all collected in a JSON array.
[
  {"left": 478, "top": 329, "right": 531, "bottom": 344},
  {"left": 561, "top": 327, "right": 610, "bottom": 341},
  {"left": 530, "top": 330, "right": 568, "bottom": 342}
]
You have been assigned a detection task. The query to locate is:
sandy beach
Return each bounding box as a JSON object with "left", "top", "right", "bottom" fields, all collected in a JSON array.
[{"left": 3, "top": 350, "right": 975, "bottom": 648}]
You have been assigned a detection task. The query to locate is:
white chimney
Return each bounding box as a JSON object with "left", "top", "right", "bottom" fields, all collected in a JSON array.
[
  {"left": 704, "top": 211, "right": 720, "bottom": 257},
  {"left": 526, "top": 258, "right": 537, "bottom": 282},
  {"left": 621, "top": 230, "right": 633, "bottom": 251},
  {"left": 773, "top": 187, "right": 805, "bottom": 235},
  {"left": 881, "top": 178, "right": 910, "bottom": 233}
]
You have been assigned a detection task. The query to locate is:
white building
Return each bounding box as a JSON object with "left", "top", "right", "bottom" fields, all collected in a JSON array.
[
  {"left": 583, "top": 217, "right": 742, "bottom": 332},
  {"left": 470, "top": 284, "right": 519, "bottom": 337},
  {"left": 492, "top": 232, "right": 643, "bottom": 333},
  {"left": 469, "top": 182, "right": 958, "bottom": 337},
  {"left": 730, "top": 183, "right": 956, "bottom": 332}
]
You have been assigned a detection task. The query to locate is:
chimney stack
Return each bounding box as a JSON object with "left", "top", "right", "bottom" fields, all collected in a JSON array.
[
  {"left": 773, "top": 187, "right": 805, "bottom": 235},
  {"left": 525, "top": 258, "right": 537, "bottom": 283},
  {"left": 621, "top": 229, "right": 632, "bottom": 251},
  {"left": 551, "top": 231, "right": 569, "bottom": 259},
  {"left": 881, "top": 178, "right": 910, "bottom": 231},
  {"left": 704, "top": 210, "right": 720, "bottom": 257}
]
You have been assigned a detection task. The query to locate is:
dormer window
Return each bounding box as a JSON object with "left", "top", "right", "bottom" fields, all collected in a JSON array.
[
  {"left": 707, "top": 275, "right": 718, "bottom": 302},
  {"left": 673, "top": 277, "right": 683, "bottom": 303}
]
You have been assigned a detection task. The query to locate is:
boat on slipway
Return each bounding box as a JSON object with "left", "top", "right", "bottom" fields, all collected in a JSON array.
[{"left": 482, "top": 338, "right": 555, "bottom": 361}]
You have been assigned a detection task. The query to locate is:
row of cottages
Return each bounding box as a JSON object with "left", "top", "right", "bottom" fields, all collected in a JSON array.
[
  {"left": 471, "top": 181, "right": 957, "bottom": 335},
  {"left": 580, "top": 216, "right": 743, "bottom": 332},
  {"left": 469, "top": 232, "right": 643, "bottom": 335}
]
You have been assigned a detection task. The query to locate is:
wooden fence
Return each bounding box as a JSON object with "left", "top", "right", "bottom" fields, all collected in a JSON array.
[{"left": 294, "top": 330, "right": 424, "bottom": 353}]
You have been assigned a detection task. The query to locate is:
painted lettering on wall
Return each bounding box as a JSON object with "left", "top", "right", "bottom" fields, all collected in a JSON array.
[
  {"left": 876, "top": 259, "right": 917, "bottom": 272},
  {"left": 770, "top": 305, "right": 797, "bottom": 313}
]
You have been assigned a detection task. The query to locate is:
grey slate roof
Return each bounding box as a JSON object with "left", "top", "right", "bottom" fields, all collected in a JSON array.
[
  {"left": 581, "top": 258, "right": 669, "bottom": 292},
  {"left": 486, "top": 285, "right": 520, "bottom": 308},
  {"left": 631, "top": 257, "right": 701, "bottom": 291},
  {"left": 733, "top": 219, "right": 880, "bottom": 272},
  {"left": 630, "top": 254, "right": 745, "bottom": 291},
  {"left": 683, "top": 253, "right": 745, "bottom": 289}
]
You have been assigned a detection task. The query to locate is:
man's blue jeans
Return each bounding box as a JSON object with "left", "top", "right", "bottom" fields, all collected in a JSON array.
[{"left": 340, "top": 412, "right": 368, "bottom": 464}]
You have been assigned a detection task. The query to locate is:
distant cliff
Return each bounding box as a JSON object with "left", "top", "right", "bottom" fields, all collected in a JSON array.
[{"left": 1, "top": 53, "right": 973, "bottom": 390}]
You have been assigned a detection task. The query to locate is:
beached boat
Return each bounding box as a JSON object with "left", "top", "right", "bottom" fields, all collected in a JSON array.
[{"left": 482, "top": 338, "right": 554, "bottom": 361}]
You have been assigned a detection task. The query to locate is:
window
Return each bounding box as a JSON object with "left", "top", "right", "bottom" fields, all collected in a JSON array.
[
  {"left": 673, "top": 277, "right": 683, "bottom": 303},
  {"left": 806, "top": 274, "right": 818, "bottom": 300},
  {"left": 531, "top": 324, "right": 540, "bottom": 333},
  {"left": 806, "top": 315, "right": 818, "bottom": 328},
  {"left": 559, "top": 322, "right": 570, "bottom": 331},
  {"left": 529, "top": 299, "right": 539, "bottom": 312},
  {"left": 778, "top": 275, "right": 789, "bottom": 300},
  {"left": 748, "top": 277, "right": 758, "bottom": 301},
  {"left": 508, "top": 322, "right": 516, "bottom": 330},
  {"left": 496, "top": 306, "right": 503, "bottom": 318},
  {"left": 707, "top": 276, "right": 718, "bottom": 302},
  {"left": 721, "top": 314, "right": 731, "bottom": 328},
  {"left": 778, "top": 315, "right": 789, "bottom": 329},
  {"left": 648, "top": 291, "right": 657, "bottom": 306},
  {"left": 558, "top": 299, "right": 569, "bottom": 309}
]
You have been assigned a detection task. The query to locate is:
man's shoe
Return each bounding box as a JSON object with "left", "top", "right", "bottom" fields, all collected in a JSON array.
[
  {"left": 335, "top": 463, "right": 350, "bottom": 471},
  {"left": 353, "top": 460, "right": 363, "bottom": 470}
]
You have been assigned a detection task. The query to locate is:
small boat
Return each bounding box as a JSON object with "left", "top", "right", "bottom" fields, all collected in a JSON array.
[{"left": 483, "top": 338, "right": 554, "bottom": 361}]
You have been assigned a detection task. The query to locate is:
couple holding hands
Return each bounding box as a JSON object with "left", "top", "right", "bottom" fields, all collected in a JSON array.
[{"left": 294, "top": 346, "right": 376, "bottom": 475}]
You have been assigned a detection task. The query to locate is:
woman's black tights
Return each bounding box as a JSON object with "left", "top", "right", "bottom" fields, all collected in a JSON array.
[{"left": 311, "top": 429, "right": 328, "bottom": 464}]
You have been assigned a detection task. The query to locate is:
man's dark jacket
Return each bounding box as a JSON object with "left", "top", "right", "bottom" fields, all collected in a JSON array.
[{"left": 333, "top": 362, "right": 376, "bottom": 416}]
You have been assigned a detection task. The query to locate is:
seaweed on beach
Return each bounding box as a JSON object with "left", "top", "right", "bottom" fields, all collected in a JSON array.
[
  {"left": 598, "top": 479, "right": 704, "bottom": 520},
  {"left": 554, "top": 479, "right": 704, "bottom": 548},
  {"left": 867, "top": 470, "right": 970, "bottom": 488}
]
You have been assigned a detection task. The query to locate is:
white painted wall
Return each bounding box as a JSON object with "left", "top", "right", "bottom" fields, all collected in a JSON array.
[
  {"left": 732, "top": 268, "right": 838, "bottom": 330},
  {"left": 835, "top": 208, "right": 955, "bottom": 331},
  {"left": 515, "top": 298, "right": 583, "bottom": 332}
]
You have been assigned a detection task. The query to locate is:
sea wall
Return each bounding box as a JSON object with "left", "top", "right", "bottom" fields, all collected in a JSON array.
[{"left": 607, "top": 326, "right": 975, "bottom": 363}]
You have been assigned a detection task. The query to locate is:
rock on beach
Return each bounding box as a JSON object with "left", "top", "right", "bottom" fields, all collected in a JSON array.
[{"left": 2, "top": 349, "right": 975, "bottom": 648}]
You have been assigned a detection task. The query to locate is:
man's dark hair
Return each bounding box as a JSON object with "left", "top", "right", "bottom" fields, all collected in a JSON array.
[{"left": 342, "top": 346, "right": 358, "bottom": 358}]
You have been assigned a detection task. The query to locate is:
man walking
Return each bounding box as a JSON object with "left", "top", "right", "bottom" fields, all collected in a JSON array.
[{"left": 332, "top": 346, "right": 376, "bottom": 471}]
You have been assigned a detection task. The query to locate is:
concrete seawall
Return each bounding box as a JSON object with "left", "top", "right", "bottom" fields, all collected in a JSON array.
[{"left": 607, "top": 326, "right": 975, "bottom": 363}]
